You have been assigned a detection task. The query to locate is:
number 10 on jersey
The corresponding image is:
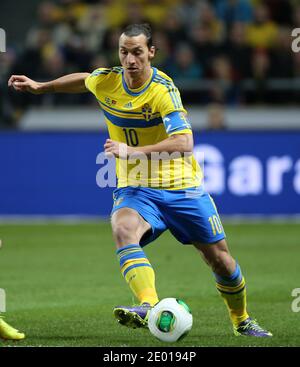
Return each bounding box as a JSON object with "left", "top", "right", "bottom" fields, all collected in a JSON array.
[{"left": 123, "top": 128, "right": 139, "bottom": 146}]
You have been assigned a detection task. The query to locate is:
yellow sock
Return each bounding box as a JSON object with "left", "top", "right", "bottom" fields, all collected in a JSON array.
[
  {"left": 117, "top": 244, "right": 159, "bottom": 306},
  {"left": 214, "top": 263, "right": 249, "bottom": 327}
]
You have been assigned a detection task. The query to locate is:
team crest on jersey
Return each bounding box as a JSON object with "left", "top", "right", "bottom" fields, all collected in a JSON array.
[
  {"left": 105, "top": 97, "right": 117, "bottom": 106},
  {"left": 142, "top": 103, "right": 152, "bottom": 121}
]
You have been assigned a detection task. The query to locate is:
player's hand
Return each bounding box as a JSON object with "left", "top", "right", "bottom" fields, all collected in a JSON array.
[
  {"left": 8, "top": 75, "right": 42, "bottom": 94},
  {"left": 104, "top": 139, "right": 136, "bottom": 158}
]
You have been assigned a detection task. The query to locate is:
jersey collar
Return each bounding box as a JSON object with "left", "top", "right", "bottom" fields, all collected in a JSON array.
[{"left": 122, "top": 67, "right": 157, "bottom": 96}]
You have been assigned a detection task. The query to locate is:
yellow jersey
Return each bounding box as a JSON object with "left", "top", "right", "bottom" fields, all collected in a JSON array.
[{"left": 85, "top": 66, "right": 202, "bottom": 189}]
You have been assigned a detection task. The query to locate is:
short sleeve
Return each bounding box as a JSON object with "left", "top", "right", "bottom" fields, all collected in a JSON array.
[
  {"left": 85, "top": 68, "right": 111, "bottom": 96},
  {"left": 157, "top": 85, "right": 191, "bottom": 136},
  {"left": 157, "top": 86, "right": 186, "bottom": 118}
]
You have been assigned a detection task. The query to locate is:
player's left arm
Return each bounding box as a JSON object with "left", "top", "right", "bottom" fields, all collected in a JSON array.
[
  {"left": 104, "top": 109, "right": 193, "bottom": 158},
  {"left": 137, "top": 84, "right": 194, "bottom": 155},
  {"left": 105, "top": 84, "right": 193, "bottom": 158},
  {"left": 104, "top": 132, "right": 193, "bottom": 158},
  {"left": 139, "top": 131, "right": 193, "bottom": 154},
  {"left": 136, "top": 109, "right": 194, "bottom": 154}
]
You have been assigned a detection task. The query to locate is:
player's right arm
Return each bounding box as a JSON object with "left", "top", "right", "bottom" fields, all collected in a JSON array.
[{"left": 8, "top": 73, "right": 90, "bottom": 94}]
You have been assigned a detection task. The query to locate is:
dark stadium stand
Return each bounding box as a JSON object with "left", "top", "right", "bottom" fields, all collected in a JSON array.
[{"left": 1, "top": 0, "right": 300, "bottom": 128}]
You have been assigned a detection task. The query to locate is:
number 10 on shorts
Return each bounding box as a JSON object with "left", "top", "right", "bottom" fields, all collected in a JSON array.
[{"left": 208, "top": 215, "right": 223, "bottom": 236}]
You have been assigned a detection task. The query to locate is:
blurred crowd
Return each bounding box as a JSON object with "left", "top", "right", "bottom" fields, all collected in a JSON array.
[{"left": 1, "top": 0, "right": 300, "bottom": 127}]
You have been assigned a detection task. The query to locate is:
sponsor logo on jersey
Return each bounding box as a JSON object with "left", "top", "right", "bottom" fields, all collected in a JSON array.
[{"left": 124, "top": 102, "right": 133, "bottom": 108}]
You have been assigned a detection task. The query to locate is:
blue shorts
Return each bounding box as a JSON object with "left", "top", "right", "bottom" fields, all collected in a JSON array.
[{"left": 111, "top": 186, "right": 226, "bottom": 247}]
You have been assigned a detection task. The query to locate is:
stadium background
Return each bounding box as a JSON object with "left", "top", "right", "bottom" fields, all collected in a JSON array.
[{"left": 0, "top": 0, "right": 299, "bottom": 347}]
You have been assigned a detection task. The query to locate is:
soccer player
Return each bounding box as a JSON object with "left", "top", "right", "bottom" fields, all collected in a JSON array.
[{"left": 8, "top": 24, "right": 272, "bottom": 337}]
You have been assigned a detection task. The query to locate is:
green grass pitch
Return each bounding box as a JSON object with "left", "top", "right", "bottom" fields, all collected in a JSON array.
[{"left": 0, "top": 221, "right": 299, "bottom": 347}]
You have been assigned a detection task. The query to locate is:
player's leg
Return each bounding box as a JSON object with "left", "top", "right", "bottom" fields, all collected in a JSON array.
[
  {"left": 111, "top": 207, "right": 159, "bottom": 308},
  {"left": 193, "top": 239, "right": 249, "bottom": 327},
  {"left": 161, "top": 187, "right": 272, "bottom": 337},
  {"left": 193, "top": 239, "right": 272, "bottom": 337},
  {"left": 112, "top": 206, "right": 165, "bottom": 328},
  {"left": 0, "top": 315, "right": 25, "bottom": 340},
  {"left": 110, "top": 187, "right": 167, "bottom": 328}
]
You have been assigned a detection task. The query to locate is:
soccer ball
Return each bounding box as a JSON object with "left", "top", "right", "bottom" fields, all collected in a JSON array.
[{"left": 148, "top": 298, "right": 193, "bottom": 342}]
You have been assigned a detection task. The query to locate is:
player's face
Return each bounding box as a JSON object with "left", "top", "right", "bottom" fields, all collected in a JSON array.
[{"left": 119, "top": 34, "right": 155, "bottom": 77}]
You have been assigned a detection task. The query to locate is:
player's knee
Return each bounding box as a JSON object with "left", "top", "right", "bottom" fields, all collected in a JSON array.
[{"left": 112, "top": 222, "right": 138, "bottom": 246}]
